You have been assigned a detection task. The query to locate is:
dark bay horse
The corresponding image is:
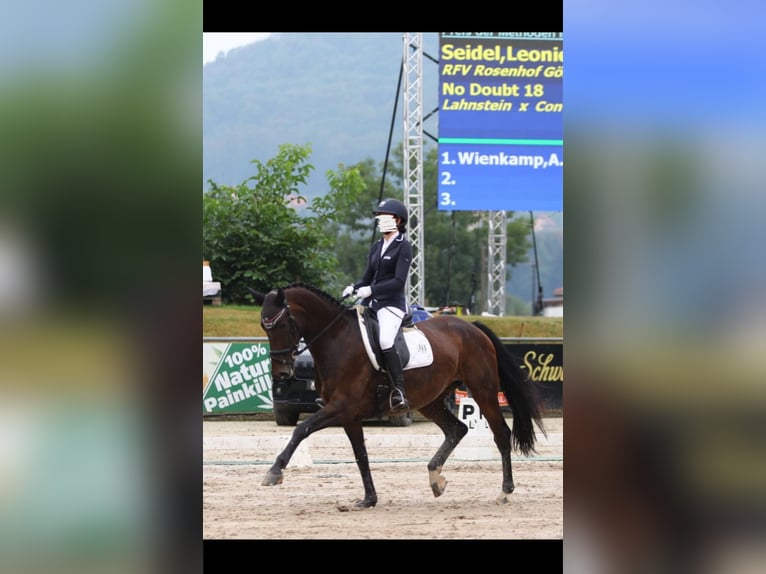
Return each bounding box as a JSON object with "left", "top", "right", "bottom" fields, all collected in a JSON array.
[{"left": 251, "top": 282, "right": 546, "bottom": 508}]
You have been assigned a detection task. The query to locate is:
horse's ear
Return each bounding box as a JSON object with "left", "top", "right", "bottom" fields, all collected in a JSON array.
[
  {"left": 275, "top": 287, "right": 285, "bottom": 306},
  {"left": 247, "top": 287, "right": 266, "bottom": 305}
]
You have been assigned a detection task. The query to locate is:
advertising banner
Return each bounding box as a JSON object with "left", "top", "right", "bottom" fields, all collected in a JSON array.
[
  {"left": 455, "top": 342, "right": 562, "bottom": 410},
  {"left": 203, "top": 342, "right": 273, "bottom": 414},
  {"left": 202, "top": 340, "right": 561, "bottom": 415}
]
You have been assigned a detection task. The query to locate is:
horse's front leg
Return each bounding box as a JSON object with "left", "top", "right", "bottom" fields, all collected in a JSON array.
[
  {"left": 261, "top": 407, "right": 340, "bottom": 486},
  {"left": 343, "top": 421, "right": 377, "bottom": 508}
]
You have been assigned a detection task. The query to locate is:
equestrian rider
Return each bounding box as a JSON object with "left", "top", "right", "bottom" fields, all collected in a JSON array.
[{"left": 342, "top": 198, "right": 413, "bottom": 412}]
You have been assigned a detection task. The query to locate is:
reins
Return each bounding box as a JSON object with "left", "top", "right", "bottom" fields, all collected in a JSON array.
[{"left": 299, "top": 305, "right": 348, "bottom": 354}]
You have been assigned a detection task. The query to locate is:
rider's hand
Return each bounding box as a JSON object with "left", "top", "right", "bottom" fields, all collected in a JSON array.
[
  {"left": 356, "top": 285, "right": 372, "bottom": 299},
  {"left": 341, "top": 284, "right": 355, "bottom": 299}
]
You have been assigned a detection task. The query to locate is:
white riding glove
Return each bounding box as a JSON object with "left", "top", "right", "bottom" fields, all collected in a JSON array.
[
  {"left": 356, "top": 285, "right": 372, "bottom": 299},
  {"left": 341, "top": 284, "right": 355, "bottom": 299}
]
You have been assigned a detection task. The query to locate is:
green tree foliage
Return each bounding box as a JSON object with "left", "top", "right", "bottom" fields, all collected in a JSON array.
[
  {"left": 328, "top": 157, "right": 404, "bottom": 287},
  {"left": 203, "top": 143, "right": 365, "bottom": 303}
]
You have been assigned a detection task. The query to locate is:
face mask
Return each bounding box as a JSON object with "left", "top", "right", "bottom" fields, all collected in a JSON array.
[{"left": 376, "top": 214, "right": 398, "bottom": 234}]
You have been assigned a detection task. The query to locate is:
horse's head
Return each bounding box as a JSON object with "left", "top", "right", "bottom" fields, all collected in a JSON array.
[{"left": 251, "top": 287, "right": 303, "bottom": 381}]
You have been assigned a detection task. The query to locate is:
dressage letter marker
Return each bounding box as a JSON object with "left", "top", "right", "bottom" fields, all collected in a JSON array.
[{"left": 453, "top": 398, "right": 496, "bottom": 460}]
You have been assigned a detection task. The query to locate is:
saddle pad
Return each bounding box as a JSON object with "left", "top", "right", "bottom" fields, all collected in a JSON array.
[{"left": 355, "top": 306, "right": 434, "bottom": 370}]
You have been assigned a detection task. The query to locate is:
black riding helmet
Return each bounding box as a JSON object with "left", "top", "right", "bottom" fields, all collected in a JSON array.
[{"left": 373, "top": 198, "right": 408, "bottom": 225}]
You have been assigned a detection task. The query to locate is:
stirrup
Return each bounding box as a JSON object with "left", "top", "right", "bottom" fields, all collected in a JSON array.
[
  {"left": 389, "top": 389, "right": 410, "bottom": 412},
  {"left": 315, "top": 397, "right": 325, "bottom": 408}
]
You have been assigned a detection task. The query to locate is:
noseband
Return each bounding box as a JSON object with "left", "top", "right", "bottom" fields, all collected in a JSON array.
[{"left": 260, "top": 304, "right": 306, "bottom": 365}]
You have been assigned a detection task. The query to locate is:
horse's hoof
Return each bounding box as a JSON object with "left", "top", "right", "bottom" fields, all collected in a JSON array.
[
  {"left": 261, "top": 471, "right": 283, "bottom": 486},
  {"left": 354, "top": 497, "right": 377, "bottom": 509},
  {"left": 428, "top": 468, "right": 447, "bottom": 497},
  {"left": 430, "top": 477, "right": 447, "bottom": 497},
  {"left": 495, "top": 491, "right": 511, "bottom": 504}
]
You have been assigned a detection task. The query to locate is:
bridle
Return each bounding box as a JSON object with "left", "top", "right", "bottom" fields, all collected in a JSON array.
[{"left": 260, "top": 298, "right": 348, "bottom": 369}]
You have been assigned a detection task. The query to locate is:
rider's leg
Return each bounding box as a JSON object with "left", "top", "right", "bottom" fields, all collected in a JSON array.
[
  {"left": 381, "top": 346, "right": 410, "bottom": 411},
  {"left": 378, "top": 307, "right": 410, "bottom": 412}
]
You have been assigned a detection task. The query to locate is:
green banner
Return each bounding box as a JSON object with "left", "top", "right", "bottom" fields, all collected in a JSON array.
[{"left": 203, "top": 342, "right": 273, "bottom": 414}]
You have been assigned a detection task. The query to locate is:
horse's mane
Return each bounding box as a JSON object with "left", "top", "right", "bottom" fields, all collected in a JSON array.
[{"left": 281, "top": 282, "right": 345, "bottom": 309}]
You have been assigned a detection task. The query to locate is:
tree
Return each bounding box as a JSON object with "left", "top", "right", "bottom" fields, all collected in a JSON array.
[
  {"left": 203, "top": 143, "right": 365, "bottom": 303},
  {"left": 324, "top": 157, "right": 406, "bottom": 289}
]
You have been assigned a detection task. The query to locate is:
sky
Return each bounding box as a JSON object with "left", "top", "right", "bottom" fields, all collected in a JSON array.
[{"left": 203, "top": 33, "right": 271, "bottom": 65}]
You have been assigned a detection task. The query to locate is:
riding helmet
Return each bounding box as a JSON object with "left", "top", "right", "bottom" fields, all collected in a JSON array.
[{"left": 373, "top": 198, "right": 408, "bottom": 224}]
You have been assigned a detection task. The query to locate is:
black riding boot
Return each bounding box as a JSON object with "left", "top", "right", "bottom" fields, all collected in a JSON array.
[{"left": 381, "top": 347, "right": 410, "bottom": 412}]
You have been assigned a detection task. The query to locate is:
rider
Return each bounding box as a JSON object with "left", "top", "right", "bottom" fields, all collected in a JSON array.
[{"left": 342, "top": 198, "right": 413, "bottom": 412}]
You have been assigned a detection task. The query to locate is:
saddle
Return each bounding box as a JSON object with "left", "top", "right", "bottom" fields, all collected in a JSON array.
[
  {"left": 358, "top": 306, "right": 412, "bottom": 368},
  {"left": 354, "top": 306, "right": 433, "bottom": 370},
  {"left": 353, "top": 305, "right": 434, "bottom": 416}
]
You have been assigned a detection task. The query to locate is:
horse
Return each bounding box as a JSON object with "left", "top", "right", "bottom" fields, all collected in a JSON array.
[{"left": 250, "top": 282, "right": 546, "bottom": 508}]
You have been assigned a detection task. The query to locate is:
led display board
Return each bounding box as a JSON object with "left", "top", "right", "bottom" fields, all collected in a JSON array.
[{"left": 438, "top": 32, "right": 563, "bottom": 211}]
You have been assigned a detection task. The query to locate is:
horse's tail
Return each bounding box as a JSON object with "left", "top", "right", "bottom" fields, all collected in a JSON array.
[{"left": 472, "top": 321, "right": 546, "bottom": 456}]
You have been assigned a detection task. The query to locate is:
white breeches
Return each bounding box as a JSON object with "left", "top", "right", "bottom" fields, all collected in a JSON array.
[{"left": 377, "top": 306, "right": 405, "bottom": 349}]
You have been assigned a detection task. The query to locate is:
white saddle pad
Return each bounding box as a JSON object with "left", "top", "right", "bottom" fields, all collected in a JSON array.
[{"left": 354, "top": 306, "right": 434, "bottom": 370}]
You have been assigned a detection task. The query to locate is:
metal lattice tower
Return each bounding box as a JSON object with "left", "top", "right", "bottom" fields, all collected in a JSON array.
[
  {"left": 403, "top": 33, "right": 425, "bottom": 306},
  {"left": 487, "top": 210, "right": 507, "bottom": 315},
  {"left": 403, "top": 33, "right": 508, "bottom": 313}
]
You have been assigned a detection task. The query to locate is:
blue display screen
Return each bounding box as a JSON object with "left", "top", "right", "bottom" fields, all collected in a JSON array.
[{"left": 438, "top": 33, "right": 563, "bottom": 211}]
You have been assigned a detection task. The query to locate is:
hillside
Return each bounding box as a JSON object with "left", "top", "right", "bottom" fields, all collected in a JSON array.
[{"left": 203, "top": 32, "right": 440, "bottom": 198}]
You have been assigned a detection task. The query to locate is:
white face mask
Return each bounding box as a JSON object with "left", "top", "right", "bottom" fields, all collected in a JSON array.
[{"left": 376, "top": 214, "right": 398, "bottom": 234}]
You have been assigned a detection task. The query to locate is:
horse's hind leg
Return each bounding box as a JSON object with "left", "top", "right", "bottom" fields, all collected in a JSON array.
[
  {"left": 418, "top": 395, "right": 469, "bottom": 497},
  {"left": 472, "top": 394, "right": 515, "bottom": 503}
]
